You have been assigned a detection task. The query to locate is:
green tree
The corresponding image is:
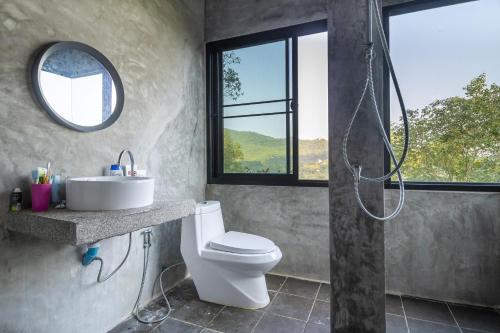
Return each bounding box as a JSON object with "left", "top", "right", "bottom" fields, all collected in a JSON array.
[
  {"left": 223, "top": 51, "right": 244, "bottom": 101},
  {"left": 392, "top": 74, "right": 500, "bottom": 182},
  {"left": 223, "top": 129, "right": 245, "bottom": 172}
]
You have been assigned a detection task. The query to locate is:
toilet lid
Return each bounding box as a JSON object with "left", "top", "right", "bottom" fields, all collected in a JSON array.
[{"left": 209, "top": 231, "right": 276, "bottom": 254}]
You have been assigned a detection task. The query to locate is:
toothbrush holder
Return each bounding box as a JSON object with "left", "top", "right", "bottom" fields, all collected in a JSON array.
[{"left": 31, "top": 184, "right": 52, "bottom": 212}]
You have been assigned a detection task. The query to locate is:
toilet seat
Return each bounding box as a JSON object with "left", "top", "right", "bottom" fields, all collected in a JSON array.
[{"left": 209, "top": 231, "right": 276, "bottom": 254}]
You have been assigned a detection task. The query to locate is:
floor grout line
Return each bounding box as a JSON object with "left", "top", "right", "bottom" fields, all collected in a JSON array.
[
  {"left": 405, "top": 316, "right": 462, "bottom": 328},
  {"left": 204, "top": 305, "right": 226, "bottom": 330},
  {"left": 399, "top": 295, "right": 411, "bottom": 333},
  {"left": 386, "top": 313, "right": 406, "bottom": 318},
  {"left": 276, "top": 290, "right": 323, "bottom": 300},
  {"left": 168, "top": 317, "right": 206, "bottom": 329},
  {"left": 266, "top": 312, "right": 309, "bottom": 323},
  {"left": 446, "top": 302, "right": 464, "bottom": 333},
  {"left": 250, "top": 311, "right": 266, "bottom": 333},
  {"left": 299, "top": 283, "right": 322, "bottom": 333},
  {"left": 313, "top": 283, "right": 322, "bottom": 302}
]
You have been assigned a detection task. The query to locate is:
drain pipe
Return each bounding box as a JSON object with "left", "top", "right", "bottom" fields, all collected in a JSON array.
[
  {"left": 82, "top": 233, "right": 133, "bottom": 283},
  {"left": 82, "top": 242, "right": 100, "bottom": 266}
]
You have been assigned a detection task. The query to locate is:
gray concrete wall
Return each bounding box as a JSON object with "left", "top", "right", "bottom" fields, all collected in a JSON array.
[
  {"left": 385, "top": 190, "right": 500, "bottom": 307},
  {"left": 207, "top": 185, "right": 500, "bottom": 307},
  {"left": 206, "top": 184, "right": 330, "bottom": 282},
  {"left": 328, "top": 1, "right": 386, "bottom": 330},
  {"left": 205, "top": 0, "right": 327, "bottom": 42},
  {"left": 0, "top": 1, "right": 205, "bottom": 332},
  {"left": 204, "top": 0, "right": 417, "bottom": 42}
]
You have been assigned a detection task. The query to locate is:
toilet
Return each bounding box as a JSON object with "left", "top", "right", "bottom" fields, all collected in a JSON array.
[{"left": 180, "top": 201, "right": 282, "bottom": 309}]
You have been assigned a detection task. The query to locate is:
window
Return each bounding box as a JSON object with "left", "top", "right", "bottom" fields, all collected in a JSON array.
[
  {"left": 384, "top": 0, "right": 500, "bottom": 191},
  {"left": 207, "top": 21, "right": 328, "bottom": 186}
]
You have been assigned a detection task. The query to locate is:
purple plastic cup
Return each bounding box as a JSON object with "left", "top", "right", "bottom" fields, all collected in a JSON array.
[{"left": 31, "top": 184, "right": 52, "bottom": 212}]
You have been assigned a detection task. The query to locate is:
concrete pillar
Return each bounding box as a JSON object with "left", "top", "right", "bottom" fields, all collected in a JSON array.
[{"left": 328, "top": 0, "right": 386, "bottom": 332}]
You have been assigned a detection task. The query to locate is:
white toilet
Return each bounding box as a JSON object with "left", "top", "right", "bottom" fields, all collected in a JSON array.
[{"left": 180, "top": 201, "right": 282, "bottom": 309}]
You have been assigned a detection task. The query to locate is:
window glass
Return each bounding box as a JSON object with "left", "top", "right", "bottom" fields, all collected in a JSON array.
[
  {"left": 223, "top": 114, "right": 288, "bottom": 174},
  {"left": 223, "top": 41, "right": 286, "bottom": 105},
  {"left": 389, "top": 0, "right": 500, "bottom": 183},
  {"left": 298, "top": 32, "right": 329, "bottom": 180},
  {"left": 209, "top": 21, "right": 328, "bottom": 184}
]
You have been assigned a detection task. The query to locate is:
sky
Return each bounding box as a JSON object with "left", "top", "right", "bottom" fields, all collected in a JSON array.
[
  {"left": 224, "top": 0, "right": 500, "bottom": 137},
  {"left": 389, "top": 0, "right": 500, "bottom": 122},
  {"left": 223, "top": 33, "right": 328, "bottom": 140}
]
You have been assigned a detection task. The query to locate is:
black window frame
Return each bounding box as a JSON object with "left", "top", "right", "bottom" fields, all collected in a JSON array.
[
  {"left": 206, "top": 20, "right": 328, "bottom": 187},
  {"left": 383, "top": 0, "right": 500, "bottom": 192}
]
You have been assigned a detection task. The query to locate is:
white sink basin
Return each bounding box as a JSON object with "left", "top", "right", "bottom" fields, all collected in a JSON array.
[{"left": 66, "top": 176, "right": 154, "bottom": 211}]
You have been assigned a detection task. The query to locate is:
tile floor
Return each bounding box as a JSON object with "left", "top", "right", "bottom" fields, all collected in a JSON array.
[
  {"left": 109, "top": 274, "right": 329, "bottom": 333},
  {"left": 109, "top": 275, "right": 500, "bottom": 333},
  {"left": 386, "top": 294, "right": 500, "bottom": 333}
]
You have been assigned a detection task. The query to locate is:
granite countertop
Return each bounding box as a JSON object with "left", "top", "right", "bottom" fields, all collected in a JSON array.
[{"left": 5, "top": 199, "right": 196, "bottom": 246}]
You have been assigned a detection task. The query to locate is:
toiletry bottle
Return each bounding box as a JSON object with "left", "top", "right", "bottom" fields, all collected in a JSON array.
[
  {"left": 110, "top": 164, "right": 123, "bottom": 176},
  {"left": 51, "top": 175, "right": 61, "bottom": 204},
  {"left": 9, "top": 188, "right": 22, "bottom": 212}
]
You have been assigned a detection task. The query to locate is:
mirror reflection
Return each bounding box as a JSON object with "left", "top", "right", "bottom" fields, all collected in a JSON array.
[{"left": 38, "top": 47, "right": 119, "bottom": 128}]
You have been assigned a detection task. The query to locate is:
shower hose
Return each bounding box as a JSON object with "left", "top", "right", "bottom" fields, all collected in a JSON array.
[
  {"left": 342, "top": 0, "right": 409, "bottom": 221},
  {"left": 92, "top": 231, "right": 182, "bottom": 324}
]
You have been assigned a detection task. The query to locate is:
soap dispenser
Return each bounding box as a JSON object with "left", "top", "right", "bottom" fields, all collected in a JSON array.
[{"left": 110, "top": 164, "right": 123, "bottom": 176}]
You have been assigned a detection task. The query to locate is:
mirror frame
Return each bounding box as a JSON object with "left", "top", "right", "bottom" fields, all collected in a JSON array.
[{"left": 32, "top": 41, "right": 125, "bottom": 132}]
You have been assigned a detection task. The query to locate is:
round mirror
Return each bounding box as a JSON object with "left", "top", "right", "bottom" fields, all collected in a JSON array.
[{"left": 32, "top": 42, "right": 124, "bottom": 132}]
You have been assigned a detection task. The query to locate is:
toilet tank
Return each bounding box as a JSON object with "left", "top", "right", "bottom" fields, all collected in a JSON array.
[{"left": 195, "top": 201, "right": 225, "bottom": 247}]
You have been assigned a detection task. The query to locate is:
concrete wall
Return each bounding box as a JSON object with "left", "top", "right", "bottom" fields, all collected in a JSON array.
[
  {"left": 205, "top": 0, "right": 326, "bottom": 42},
  {"left": 206, "top": 185, "right": 329, "bottom": 282},
  {"left": 385, "top": 190, "right": 500, "bottom": 307},
  {"left": 0, "top": 1, "right": 205, "bottom": 332},
  {"left": 207, "top": 185, "right": 500, "bottom": 307},
  {"left": 204, "top": 0, "right": 416, "bottom": 42}
]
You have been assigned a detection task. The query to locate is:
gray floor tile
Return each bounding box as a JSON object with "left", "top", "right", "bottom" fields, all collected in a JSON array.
[
  {"left": 280, "top": 278, "right": 320, "bottom": 299},
  {"left": 386, "top": 314, "right": 407, "bottom": 333},
  {"left": 303, "top": 322, "right": 330, "bottom": 333},
  {"left": 107, "top": 316, "right": 157, "bottom": 333},
  {"left": 407, "top": 318, "right": 460, "bottom": 333},
  {"left": 402, "top": 297, "right": 455, "bottom": 325},
  {"left": 166, "top": 279, "right": 199, "bottom": 310},
  {"left": 253, "top": 313, "right": 305, "bottom": 333},
  {"left": 207, "top": 306, "right": 263, "bottom": 333},
  {"left": 266, "top": 274, "right": 286, "bottom": 291},
  {"left": 449, "top": 304, "right": 500, "bottom": 332},
  {"left": 386, "top": 295, "right": 404, "bottom": 316},
  {"left": 153, "top": 318, "right": 203, "bottom": 333},
  {"left": 267, "top": 293, "right": 314, "bottom": 321},
  {"left": 309, "top": 301, "right": 331, "bottom": 326},
  {"left": 316, "top": 284, "right": 331, "bottom": 303},
  {"left": 170, "top": 298, "right": 223, "bottom": 326}
]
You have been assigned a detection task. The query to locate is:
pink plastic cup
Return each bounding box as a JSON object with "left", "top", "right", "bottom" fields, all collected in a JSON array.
[{"left": 31, "top": 184, "right": 52, "bottom": 212}]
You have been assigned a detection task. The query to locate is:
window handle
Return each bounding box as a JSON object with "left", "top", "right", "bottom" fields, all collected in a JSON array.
[{"left": 290, "top": 100, "right": 297, "bottom": 111}]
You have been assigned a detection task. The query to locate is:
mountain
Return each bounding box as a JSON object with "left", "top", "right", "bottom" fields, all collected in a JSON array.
[{"left": 224, "top": 128, "right": 328, "bottom": 180}]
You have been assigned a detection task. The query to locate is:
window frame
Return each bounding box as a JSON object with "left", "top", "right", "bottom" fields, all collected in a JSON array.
[
  {"left": 383, "top": 0, "right": 500, "bottom": 192},
  {"left": 206, "top": 20, "right": 328, "bottom": 187}
]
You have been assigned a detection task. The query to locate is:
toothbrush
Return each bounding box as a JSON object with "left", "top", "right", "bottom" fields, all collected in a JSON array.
[{"left": 32, "top": 170, "right": 38, "bottom": 184}]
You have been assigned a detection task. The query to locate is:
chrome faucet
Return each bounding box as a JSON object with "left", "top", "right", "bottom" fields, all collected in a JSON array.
[{"left": 117, "top": 150, "right": 135, "bottom": 176}]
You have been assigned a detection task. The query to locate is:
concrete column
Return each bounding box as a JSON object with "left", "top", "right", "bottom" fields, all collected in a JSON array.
[{"left": 328, "top": 0, "right": 386, "bottom": 332}]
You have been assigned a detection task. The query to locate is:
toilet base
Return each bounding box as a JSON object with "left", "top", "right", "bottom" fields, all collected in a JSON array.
[{"left": 189, "top": 263, "right": 271, "bottom": 309}]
